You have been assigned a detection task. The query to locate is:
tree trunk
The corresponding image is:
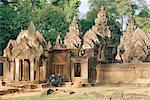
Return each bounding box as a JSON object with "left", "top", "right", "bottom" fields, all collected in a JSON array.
[{"left": 31, "top": 0, "right": 36, "bottom": 12}]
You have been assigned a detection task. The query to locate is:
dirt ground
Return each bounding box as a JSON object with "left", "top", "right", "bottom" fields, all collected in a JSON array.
[{"left": 1, "top": 86, "right": 150, "bottom": 100}]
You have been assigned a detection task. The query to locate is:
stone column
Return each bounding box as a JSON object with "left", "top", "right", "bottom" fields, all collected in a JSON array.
[
  {"left": 42, "top": 59, "right": 47, "bottom": 81},
  {"left": 21, "top": 60, "right": 24, "bottom": 81},
  {"left": 24, "top": 60, "right": 28, "bottom": 81},
  {"left": 81, "top": 59, "right": 89, "bottom": 83},
  {"left": 19, "top": 60, "right": 22, "bottom": 81},
  {"left": 35, "top": 58, "right": 40, "bottom": 83},
  {"left": 30, "top": 59, "right": 34, "bottom": 81},
  {"left": 15, "top": 59, "right": 20, "bottom": 81},
  {"left": 96, "top": 66, "right": 100, "bottom": 83},
  {"left": 3, "top": 61, "right": 9, "bottom": 81},
  {"left": 27, "top": 60, "right": 30, "bottom": 81},
  {"left": 10, "top": 59, "right": 15, "bottom": 81}
]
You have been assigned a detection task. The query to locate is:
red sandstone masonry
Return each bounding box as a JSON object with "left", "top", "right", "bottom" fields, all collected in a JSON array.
[{"left": 96, "top": 63, "right": 150, "bottom": 85}]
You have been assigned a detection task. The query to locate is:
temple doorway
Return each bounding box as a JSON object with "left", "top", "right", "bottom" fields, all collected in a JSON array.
[
  {"left": 74, "top": 63, "right": 81, "bottom": 77},
  {"left": 0, "top": 63, "right": 3, "bottom": 76}
]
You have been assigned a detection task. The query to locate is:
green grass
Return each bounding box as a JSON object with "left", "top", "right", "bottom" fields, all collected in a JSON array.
[
  {"left": 9, "top": 94, "right": 96, "bottom": 100},
  {"left": 8, "top": 86, "right": 147, "bottom": 100}
]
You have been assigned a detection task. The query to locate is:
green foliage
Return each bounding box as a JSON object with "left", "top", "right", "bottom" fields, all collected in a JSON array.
[
  {"left": 135, "top": 2, "right": 150, "bottom": 33},
  {"left": 49, "top": 0, "right": 80, "bottom": 22},
  {"left": 0, "top": 0, "right": 33, "bottom": 55},
  {"left": 85, "top": 0, "right": 121, "bottom": 46},
  {"left": 0, "top": 5, "right": 18, "bottom": 55},
  {"left": 78, "top": 19, "right": 93, "bottom": 34},
  {"left": 85, "top": 0, "right": 150, "bottom": 47},
  {"left": 0, "top": 0, "right": 72, "bottom": 54},
  {"left": 114, "top": 0, "right": 132, "bottom": 17},
  {"left": 135, "top": 17, "right": 150, "bottom": 33},
  {"left": 35, "top": 6, "right": 69, "bottom": 44}
]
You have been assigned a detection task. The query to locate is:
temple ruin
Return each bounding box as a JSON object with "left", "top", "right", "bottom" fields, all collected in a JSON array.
[
  {"left": 0, "top": 6, "right": 150, "bottom": 88},
  {"left": 82, "top": 6, "right": 116, "bottom": 64},
  {"left": 117, "top": 16, "right": 150, "bottom": 63},
  {"left": 64, "top": 16, "right": 81, "bottom": 49},
  {"left": 2, "top": 22, "right": 50, "bottom": 84}
]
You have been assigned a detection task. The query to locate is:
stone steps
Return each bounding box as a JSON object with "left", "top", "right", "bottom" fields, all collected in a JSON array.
[
  {"left": 7, "top": 83, "right": 50, "bottom": 89},
  {"left": 0, "top": 87, "right": 19, "bottom": 95}
]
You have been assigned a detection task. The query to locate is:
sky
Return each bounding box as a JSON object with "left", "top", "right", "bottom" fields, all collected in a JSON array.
[{"left": 79, "top": 0, "right": 90, "bottom": 18}]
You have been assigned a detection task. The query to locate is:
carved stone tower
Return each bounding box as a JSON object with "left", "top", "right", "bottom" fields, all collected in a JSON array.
[{"left": 64, "top": 16, "right": 81, "bottom": 49}]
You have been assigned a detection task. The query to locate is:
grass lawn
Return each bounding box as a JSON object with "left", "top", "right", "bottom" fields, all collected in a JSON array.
[
  {"left": 5, "top": 86, "right": 150, "bottom": 100},
  {"left": 9, "top": 94, "right": 96, "bottom": 100}
]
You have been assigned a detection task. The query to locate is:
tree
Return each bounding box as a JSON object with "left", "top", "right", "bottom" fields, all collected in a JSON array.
[
  {"left": 0, "top": 0, "right": 71, "bottom": 54},
  {"left": 85, "top": 0, "right": 121, "bottom": 46},
  {"left": 78, "top": 19, "right": 93, "bottom": 35},
  {"left": 49, "top": 0, "right": 80, "bottom": 22},
  {"left": 0, "top": 5, "right": 18, "bottom": 55},
  {"left": 135, "top": 8, "right": 150, "bottom": 33},
  {"left": 134, "top": 0, "right": 150, "bottom": 33},
  {"left": 34, "top": 5, "right": 69, "bottom": 45},
  {"left": 85, "top": 0, "right": 150, "bottom": 47}
]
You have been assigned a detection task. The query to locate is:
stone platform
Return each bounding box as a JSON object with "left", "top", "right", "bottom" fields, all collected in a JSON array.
[
  {"left": 5, "top": 81, "right": 50, "bottom": 89},
  {"left": 0, "top": 87, "right": 19, "bottom": 95},
  {"left": 96, "top": 63, "right": 150, "bottom": 86}
]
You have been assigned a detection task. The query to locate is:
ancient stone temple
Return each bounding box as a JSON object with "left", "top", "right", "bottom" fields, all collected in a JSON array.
[
  {"left": 82, "top": 6, "right": 111, "bottom": 49},
  {"left": 82, "top": 29, "right": 100, "bottom": 49},
  {"left": 117, "top": 16, "right": 150, "bottom": 63},
  {"left": 82, "top": 6, "right": 116, "bottom": 64},
  {"left": 50, "top": 34, "right": 71, "bottom": 81},
  {"left": 93, "top": 6, "right": 111, "bottom": 37},
  {"left": 1, "top": 5, "right": 150, "bottom": 88},
  {"left": 3, "top": 22, "right": 50, "bottom": 84},
  {"left": 95, "top": 16, "right": 150, "bottom": 85},
  {"left": 64, "top": 16, "right": 81, "bottom": 49},
  {"left": 53, "top": 34, "right": 63, "bottom": 49}
]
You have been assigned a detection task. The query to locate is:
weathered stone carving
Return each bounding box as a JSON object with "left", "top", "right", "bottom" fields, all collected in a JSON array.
[
  {"left": 93, "top": 36, "right": 116, "bottom": 63},
  {"left": 4, "top": 22, "right": 46, "bottom": 59},
  {"left": 46, "top": 41, "right": 52, "bottom": 51},
  {"left": 82, "top": 6, "right": 116, "bottom": 63},
  {"left": 64, "top": 16, "right": 81, "bottom": 49},
  {"left": 53, "top": 34, "right": 63, "bottom": 49},
  {"left": 82, "top": 6, "right": 111, "bottom": 50},
  {"left": 94, "top": 6, "right": 111, "bottom": 37},
  {"left": 3, "top": 22, "right": 50, "bottom": 83},
  {"left": 117, "top": 16, "right": 150, "bottom": 63},
  {"left": 82, "top": 29, "right": 100, "bottom": 49}
]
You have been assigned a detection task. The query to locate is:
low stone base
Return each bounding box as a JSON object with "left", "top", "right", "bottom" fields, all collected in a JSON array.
[
  {"left": 5, "top": 81, "right": 50, "bottom": 89},
  {"left": 0, "top": 87, "right": 19, "bottom": 95}
]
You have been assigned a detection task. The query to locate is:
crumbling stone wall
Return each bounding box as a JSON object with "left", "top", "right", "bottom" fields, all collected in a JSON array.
[{"left": 96, "top": 63, "right": 150, "bottom": 85}]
